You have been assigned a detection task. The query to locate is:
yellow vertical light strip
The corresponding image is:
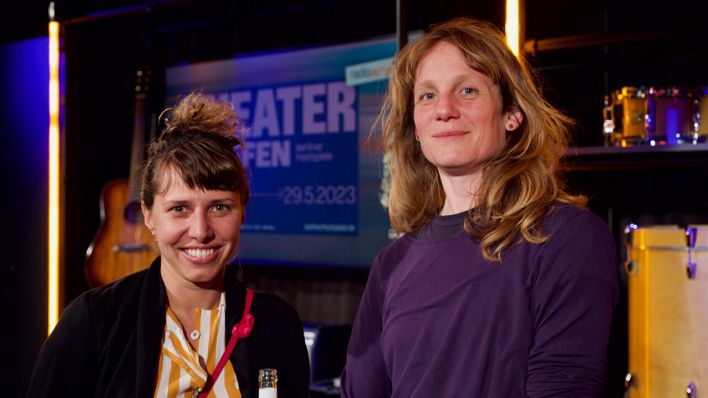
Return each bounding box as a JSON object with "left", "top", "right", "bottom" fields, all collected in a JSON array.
[
  {"left": 643, "top": 240, "right": 650, "bottom": 396},
  {"left": 48, "top": 20, "right": 61, "bottom": 335},
  {"left": 505, "top": 0, "right": 520, "bottom": 56}
]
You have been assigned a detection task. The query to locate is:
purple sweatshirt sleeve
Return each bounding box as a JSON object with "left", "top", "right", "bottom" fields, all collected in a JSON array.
[
  {"left": 340, "top": 254, "right": 392, "bottom": 398},
  {"left": 526, "top": 211, "right": 619, "bottom": 397}
]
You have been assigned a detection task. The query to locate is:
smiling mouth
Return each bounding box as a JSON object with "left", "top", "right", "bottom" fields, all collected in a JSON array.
[
  {"left": 433, "top": 130, "right": 469, "bottom": 138},
  {"left": 184, "top": 248, "right": 216, "bottom": 258}
]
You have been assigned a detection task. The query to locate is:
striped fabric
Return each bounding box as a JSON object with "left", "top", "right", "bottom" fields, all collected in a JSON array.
[{"left": 153, "top": 293, "right": 241, "bottom": 398}]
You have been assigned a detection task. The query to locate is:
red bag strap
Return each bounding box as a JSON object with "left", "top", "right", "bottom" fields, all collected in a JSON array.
[{"left": 198, "top": 288, "right": 254, "bottom": 398}]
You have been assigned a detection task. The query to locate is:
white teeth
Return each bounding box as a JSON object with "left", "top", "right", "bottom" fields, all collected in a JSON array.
[{"left": 185, "top": 248, "right": 215, "bottom": 258}]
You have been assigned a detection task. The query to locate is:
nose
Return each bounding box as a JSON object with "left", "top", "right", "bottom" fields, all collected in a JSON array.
[
  {"left": 434, "top": 94, "right": 460, "bottom": 121},
  {"left": 189, "top": 211, "right": 214, "bottom": 242}
]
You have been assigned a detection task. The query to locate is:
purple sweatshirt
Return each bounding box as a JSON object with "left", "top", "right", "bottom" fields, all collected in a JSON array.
[{"left": 341, "top": 205, "right": 618, "bottom": 397}]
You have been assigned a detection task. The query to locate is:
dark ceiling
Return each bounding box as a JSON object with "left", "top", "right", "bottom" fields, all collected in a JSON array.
[
  {"left": 0, "top": 1, "right": 51, "bottom": 44},
  {"left": 0, "top": 0, "right": 502, "bottom": 64}
]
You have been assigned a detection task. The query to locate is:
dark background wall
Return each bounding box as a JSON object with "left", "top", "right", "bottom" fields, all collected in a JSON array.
[
  {"left": 56, "top": 0, "right": 505, "bottom": 303},
  {"left": 0, "top": 34, "right": 50, "bottom": 398},
  {"left": 2, "top": 0, "right": 708, "bottom": 396}
]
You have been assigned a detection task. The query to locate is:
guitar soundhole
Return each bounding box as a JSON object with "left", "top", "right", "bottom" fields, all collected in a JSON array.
[{"left": 124, "top": 201, "right": 144, "bottom": 224}]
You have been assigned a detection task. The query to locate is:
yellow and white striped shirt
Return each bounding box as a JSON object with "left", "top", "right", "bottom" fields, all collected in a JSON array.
[{"left": 154, "top": 293, "right": 241, "bottom": 398}]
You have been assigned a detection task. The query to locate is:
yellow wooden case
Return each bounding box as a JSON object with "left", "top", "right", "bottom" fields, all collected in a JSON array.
[{"left": 625, "top": 225, "right": 708, "bottom": 398}]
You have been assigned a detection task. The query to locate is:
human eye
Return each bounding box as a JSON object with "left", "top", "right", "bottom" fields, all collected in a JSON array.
[
  {"left": 420, "top": 92, "right": 435, "bottom": 100},
  {"left": 170, "top": 205, "right": 184, "bottom": 213},
  {"left": 416, "top": 92, "right": 436, "bottom": 103},
  {"left": 167, "top": 205, "right": 188, "bottom": 216},
  {"left": 461, "top": 87, "right": 477, "bottom": 96},
  {"left": 211, "top": 203, "right": 232, "bottom": 215}
]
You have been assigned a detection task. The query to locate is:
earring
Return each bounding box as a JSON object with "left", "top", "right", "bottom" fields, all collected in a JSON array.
[{"left": 506, "top": 117, "right": 520, "bottom": 130}]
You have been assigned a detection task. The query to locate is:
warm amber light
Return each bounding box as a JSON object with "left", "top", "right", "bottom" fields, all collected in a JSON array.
[
  {"left": 48, "top": 20, "right": 60, "bottom": 335},
  {"left": 505, "top": 0, "right": 520, "bottom": 57}
]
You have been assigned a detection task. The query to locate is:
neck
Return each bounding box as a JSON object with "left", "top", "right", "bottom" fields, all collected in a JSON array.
[
  {"left": 438, "top": 170, "right": 482, "bottom": 216},
  {"left": 161, "top": 267, "right": 224, "bottom": 317}
]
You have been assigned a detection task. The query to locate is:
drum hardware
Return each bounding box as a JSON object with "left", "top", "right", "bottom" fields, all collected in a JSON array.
[
  {"left": 625, "top": 245, "right": 708, "bottom": 253},
  {"left": 644, "top": 87, "right": 660, "bottom": 144},
  {"left": 686, "top": 227, "right": 698, "bottom": 279},
  {"left": 689, "top": 97, "right": 702, "bottom": 144},
  {"left": 603, "top": 95, "right": 616, "bottom": 146},
  {"left": 699, "top": 86, "right": 708, "bottom": 136},
  {"left": 624, "top": 259, "right": 638, "bottom": 275},
  {"left": 624, "top": 223, "right": 640, "bottom": 275},
  {"left": 686, "top": 381, "right": 697, "bottom": 398},
  {"left": 625, "top": 223, "right": 639, "bottom": 244},
  {"left": 625, "top": 372, "right": 635, "bottom": 389}
]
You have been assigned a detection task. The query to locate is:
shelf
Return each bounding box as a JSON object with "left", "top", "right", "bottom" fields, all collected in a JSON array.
[
  {"left": 563, "top": 143, "right": 708, "bottom": 172},
  {"left": 523, "top": 28, "right": 708, "bottom": 55}
]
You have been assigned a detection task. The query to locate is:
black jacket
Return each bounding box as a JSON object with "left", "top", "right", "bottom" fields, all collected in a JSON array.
[{"left": 26, "top": 258, "right": 310, "bottom": 397}]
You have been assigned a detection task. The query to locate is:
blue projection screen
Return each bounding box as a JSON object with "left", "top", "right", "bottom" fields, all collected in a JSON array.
[{"left": 165, "top": 38, "right": 399, "bottom": 268}]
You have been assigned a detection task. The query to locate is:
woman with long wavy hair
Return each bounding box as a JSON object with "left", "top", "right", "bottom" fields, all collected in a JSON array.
[{"left": 342, "top": 17, "right": 618, "bottom": 397}]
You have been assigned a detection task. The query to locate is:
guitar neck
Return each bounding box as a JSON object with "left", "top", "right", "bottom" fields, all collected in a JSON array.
[{"left": 127, "top": 70, "right": 152, "bottom": 203}]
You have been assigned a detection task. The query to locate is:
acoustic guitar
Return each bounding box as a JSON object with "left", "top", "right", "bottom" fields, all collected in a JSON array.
[{"left": 85, "top": 70, "right": 159, "bottom": 286}]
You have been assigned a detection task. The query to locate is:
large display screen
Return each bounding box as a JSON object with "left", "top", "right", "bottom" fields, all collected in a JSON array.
[{"left": 166, "top": 37, "right": 399, "bottom": 268}]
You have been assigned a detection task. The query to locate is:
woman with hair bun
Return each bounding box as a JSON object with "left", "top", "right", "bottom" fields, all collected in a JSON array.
[
  {"left": 28, "top": 93, "right": 310, "bottom": 398},
  {"left": 341, "top": 18, "right": 618, "bottom": 397}
]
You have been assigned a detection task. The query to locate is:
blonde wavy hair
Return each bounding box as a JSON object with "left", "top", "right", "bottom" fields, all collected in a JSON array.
[
  {"left": 382, "top": 17, "right": 585, "bottom": 261},
  {"left": 141, "top": 92, "right": 249, "bottom": 209}
]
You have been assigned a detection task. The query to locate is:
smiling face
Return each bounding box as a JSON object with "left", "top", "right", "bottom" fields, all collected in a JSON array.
[
  {"left": 142, "top": 167, "right": 243, "bottom": 289},
  {"left": 413, "top": 41, "right": 521, "bottom": 178}
]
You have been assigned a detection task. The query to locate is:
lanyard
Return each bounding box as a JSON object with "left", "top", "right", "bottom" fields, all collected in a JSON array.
[{"left": 197, "top": 288, "right": 254, "bottom": 398}]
